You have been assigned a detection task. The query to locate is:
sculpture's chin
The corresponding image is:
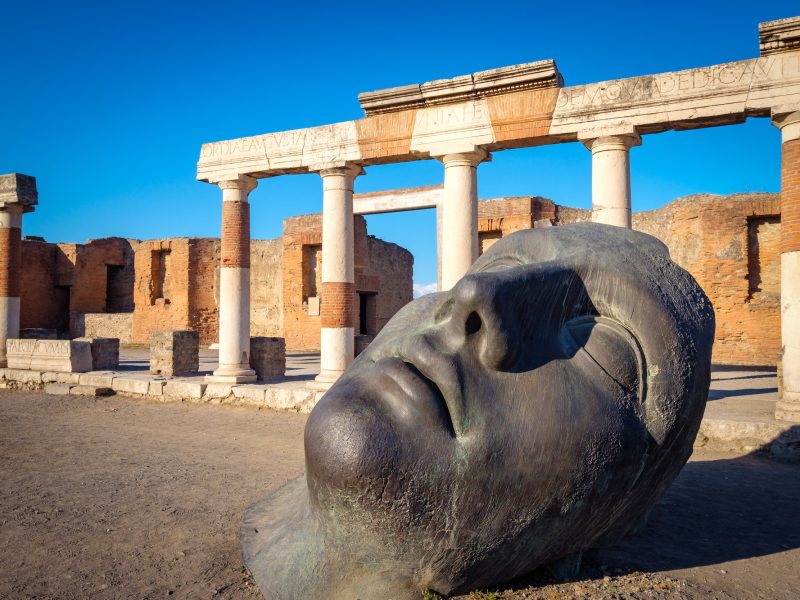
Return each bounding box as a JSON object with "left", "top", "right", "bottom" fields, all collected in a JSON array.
[{"left": 304, "top": 379, "right": 405, "bottom": 504}]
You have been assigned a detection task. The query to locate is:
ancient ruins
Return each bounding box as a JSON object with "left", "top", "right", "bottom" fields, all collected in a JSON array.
[
  {"left": 190, "top": 16, "right": 800, "bottom": 421},
  {"left": 0, "top": 16, "right": 797, "bottom": 423}
]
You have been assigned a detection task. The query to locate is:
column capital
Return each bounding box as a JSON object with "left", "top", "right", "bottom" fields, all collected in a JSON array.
[
  {"left": 436, "top": 149, "right": 490, "bottom": 168},
  {"left": 772, "top": 109, "right": 800, "bottom": 143},
  {"left": 0, "top": 173, "right": 37, "bottom": 214},
  {"left": 578, "top": 127, "right": 641, "bottom": 152},
  {"left": 315, "top": 163, "right": 365, "bottom": 180},
  {"left": 217, "top": 174, "right": 258, "bottom": 194}
]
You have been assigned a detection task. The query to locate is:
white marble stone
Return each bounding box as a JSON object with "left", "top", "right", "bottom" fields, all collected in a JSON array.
[{"left": 7, "top": 339, "right": 92, "bottom": 373}]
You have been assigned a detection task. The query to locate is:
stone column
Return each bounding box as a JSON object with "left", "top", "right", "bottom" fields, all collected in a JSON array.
[
  {"left": 314, "top": 164, "right": 363, "bottom": 386},
  {"left": 0, "top": 174, "right": 37, "bottom": 367},
  {"left": 580, "top": 132, "right": 641, "bottom": 228},
  {"left": 208, "top": 175, "right": 258, "bottom": 383},
  {"left": 774, "top": 110, "right": 800, "bottom": 422},
  {"left": 438, "top": 150, "right": 488, "bottom": 290}
]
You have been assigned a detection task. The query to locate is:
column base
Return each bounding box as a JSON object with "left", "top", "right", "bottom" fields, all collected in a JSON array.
[
  {"left": 307, "top": 369, "right": 343, "bottom": 391},
  {"left": 775, "top": 393, "right": 800, "bottom": 423},
  {"left": 206, "top": 364, "right": 257, "bottom": 384}
]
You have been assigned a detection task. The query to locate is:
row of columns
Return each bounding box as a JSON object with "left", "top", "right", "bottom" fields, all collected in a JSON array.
[{"left": 207, "top": 122, "right": 800, "bottom": 423}]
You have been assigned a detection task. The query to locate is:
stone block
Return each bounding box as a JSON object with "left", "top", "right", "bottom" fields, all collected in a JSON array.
[
  {"left": 70, "top": 385, "right": 114, "bottom": 397},
  {"left": 112, "top": 377, "right": 151, "bottom": 395},
  {"left": 149, "top": 330, "right": 199, "bottom": 376},
  {"left": 44, "top": 383, "right": 74, "bottom": 395},
  {"left": 79, "top": 373, "right": 115, "bottom": 387},
  {"left": 75, "top": 337, "right": 120, "bottom": 370},
  {"left": 7, "top": 339, "right": 92, "bottom": 373},
  {"left": 41, "top": 371, "right": 82, "bottom": 384},
  {"left": 0, "top": 368, "right": 43, "bottom": 384},
  {"left": 148, "top": 380, "right": 166, "bottom": 396},
  {"left": 250, "top": 337, "right": 286, "bottom": 381},
  {"left": 232, "top": 385, "right": 267, "bottom": 404},
  {"left": 203, "top": 383, "right": 234, "bottom": 400},
  {"left": 20, "top": 328, "right": 58, "bottom": 340},
  {"left": 163, "top": 380, "right": 206, "bottom": 399},
  {"left": 263, "top": 386, "right": 319, "bottom": 413}
]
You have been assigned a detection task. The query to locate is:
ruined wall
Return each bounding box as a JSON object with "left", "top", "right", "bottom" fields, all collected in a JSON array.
[
  {"left": 363, "top": 236, "right": 413, "bottom": 333},
  {"left": 20, "top": 241, "right": 63, "bottom": 331},
  {"left": 476, "top": 193, "right": 780, "bottom": 366},
  {"left": 283, "top": 213, "right": 413, "bottom": 351},
  {"left": 251, "top": 239, "right": 283, "bottom": 338},
  {"left": 131, "top": 238, "right": 192, "bottom": 343},
  {"left": 282, "top": 214, "right": 323, "bottom": 350},
  {"left": 20, "top": 237, "right": 137, "bottom": 336},
  {"left": 477, "top": 197, "right": 560, "bottom": 253},
  {"left": 188, "top": 238, "right": 220, "bottom": 344},
  {"left": 633, "top": 193, "right": 780, "bottom": 366}
]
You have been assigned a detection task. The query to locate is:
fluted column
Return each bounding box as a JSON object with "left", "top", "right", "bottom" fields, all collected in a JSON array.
[
  {"left": 0, "top": 173, "right": 37, "bottom": 367},
  {"left": 314, "top": 164, "right": 363, "bottom": 386},
  {"left": 208, "top": 174, "right": 258, "bottom": 383},
  {"left": 438, "top": 150, "right": 488, "bottom": 290},
  {"left": 580, "top": 132, "right": 641, "bottom": 228},
  {"left": 774, "top": 110, "right": 800, "bottom": 422}
]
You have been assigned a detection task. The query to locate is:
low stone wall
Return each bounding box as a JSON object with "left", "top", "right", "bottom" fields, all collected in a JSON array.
[
  {"left": 76, "top": 313, "right": 134, "bottom": 344},
  {"left": 0, "top": 369, "right": 323, "bottom": 413}
]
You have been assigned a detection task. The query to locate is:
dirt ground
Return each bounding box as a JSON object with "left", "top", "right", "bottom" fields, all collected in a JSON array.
[{"left": 1, "top": 391, "right": 798, "bottom": 600}]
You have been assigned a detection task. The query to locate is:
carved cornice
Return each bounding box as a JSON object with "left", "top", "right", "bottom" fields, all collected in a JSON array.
[
  {"left": 760, "top": 16, "right": 800, "bottom": 56},
  {"left": 358, "top": 59, "right": 563, "bottom": 116}
]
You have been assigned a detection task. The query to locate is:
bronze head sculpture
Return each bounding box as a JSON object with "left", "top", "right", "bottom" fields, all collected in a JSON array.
[{"left": 242, "top": 223, "right": 715, "bottom": 599}]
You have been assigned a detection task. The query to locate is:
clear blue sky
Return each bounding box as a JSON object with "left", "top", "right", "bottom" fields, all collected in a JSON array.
[{"left": 1, "top": 1, "right": 796, "bottom": 287}]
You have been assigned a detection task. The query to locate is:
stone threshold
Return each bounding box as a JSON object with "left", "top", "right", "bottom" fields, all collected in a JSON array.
[{"left": 0, "top": 368, "right": 324, "bottom": 414}]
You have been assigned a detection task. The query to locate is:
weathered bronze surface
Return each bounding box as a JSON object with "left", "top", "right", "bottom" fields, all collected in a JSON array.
[{"left": 242, "top": 223, "right": 715, "bottom": 599}]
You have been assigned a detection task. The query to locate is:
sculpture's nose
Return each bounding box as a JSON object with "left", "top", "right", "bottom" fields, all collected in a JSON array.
[{"left": 441, "top": 273, "right": 520, "bottom": 371}]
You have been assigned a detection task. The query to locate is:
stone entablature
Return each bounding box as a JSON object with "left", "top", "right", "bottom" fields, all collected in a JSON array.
[
  {"left": 6, "top": 338, "right": 92, "bottom": 373},
  {"left": 760, "top": 16, "right": 800, "bottom": 56},
  {"left": 197, "top": 19, "right": 800, "bottom": 181},
  {"left": 358, "top": 60, "right": 563, "bottom": 116}
]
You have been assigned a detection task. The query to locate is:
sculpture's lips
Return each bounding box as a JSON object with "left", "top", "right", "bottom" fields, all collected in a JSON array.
[{"left": 369, "top": 347, "right": 465, "bottom": 437}]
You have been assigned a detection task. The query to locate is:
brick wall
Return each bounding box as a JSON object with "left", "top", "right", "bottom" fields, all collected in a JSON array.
[
  {"left": 633, "top": 193, "right": 780, "bottom": 366},
  {"left": 131, "top": 239, "right": 192, "bottom": 343},
  {"left": 19, "top": 237, "right": 137, "bottom": 336},
  {"left": 282, "top": 213, "right": 414, "bottom": 351}
]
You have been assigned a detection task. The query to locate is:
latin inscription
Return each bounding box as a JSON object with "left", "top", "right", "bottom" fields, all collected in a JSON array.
[
  {"left": 414, "top": 101, "right": 489, "bottom": 130},
  {"left": 8, "top": 339, "right": 75, "bottom": 356},
  {"left": 199, "top": 122, "right": 359, "bottom": 162},
  {"left": 556, "top": 54, "right": 800, "bottom": 110}
]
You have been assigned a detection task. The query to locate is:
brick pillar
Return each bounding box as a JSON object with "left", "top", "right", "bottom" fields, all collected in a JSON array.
[
  {"left": 774, "top": 110, "right": 800, "bottom": 422},
  {"left": 0, "top": 207, "right": 23, "bottom": 367},
  {"left": 314, "top": 164, "right": 363, "bottom": 387},
  {"left": 0, "top": 173, "right": 37, "bottom": 368},
  {"left": 207, "top": 174, "right": 258, "bottom": 383},
  {"left": 437, "top": 149, "right": 488, "bottom": 291},
  {"left": 579, "top": 131, "right": 641, "bottom": 228}
]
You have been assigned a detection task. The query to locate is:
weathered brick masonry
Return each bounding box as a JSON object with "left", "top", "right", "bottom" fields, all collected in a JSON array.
[
  {"left": 782, "top": 139, "right": 800, "bottom": 253},
  {"left": 0, "top": 226, "right": 21, "bottom": 297}
]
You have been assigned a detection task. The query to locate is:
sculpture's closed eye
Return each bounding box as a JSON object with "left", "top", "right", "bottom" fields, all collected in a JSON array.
[{"left": 561, "top": 315, "right": 643, "bottom": 397}]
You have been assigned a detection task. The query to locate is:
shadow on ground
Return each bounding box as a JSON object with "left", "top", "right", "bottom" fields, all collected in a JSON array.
[{"left": 463, "top": 444, "right": 800, "bottom": 598}]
